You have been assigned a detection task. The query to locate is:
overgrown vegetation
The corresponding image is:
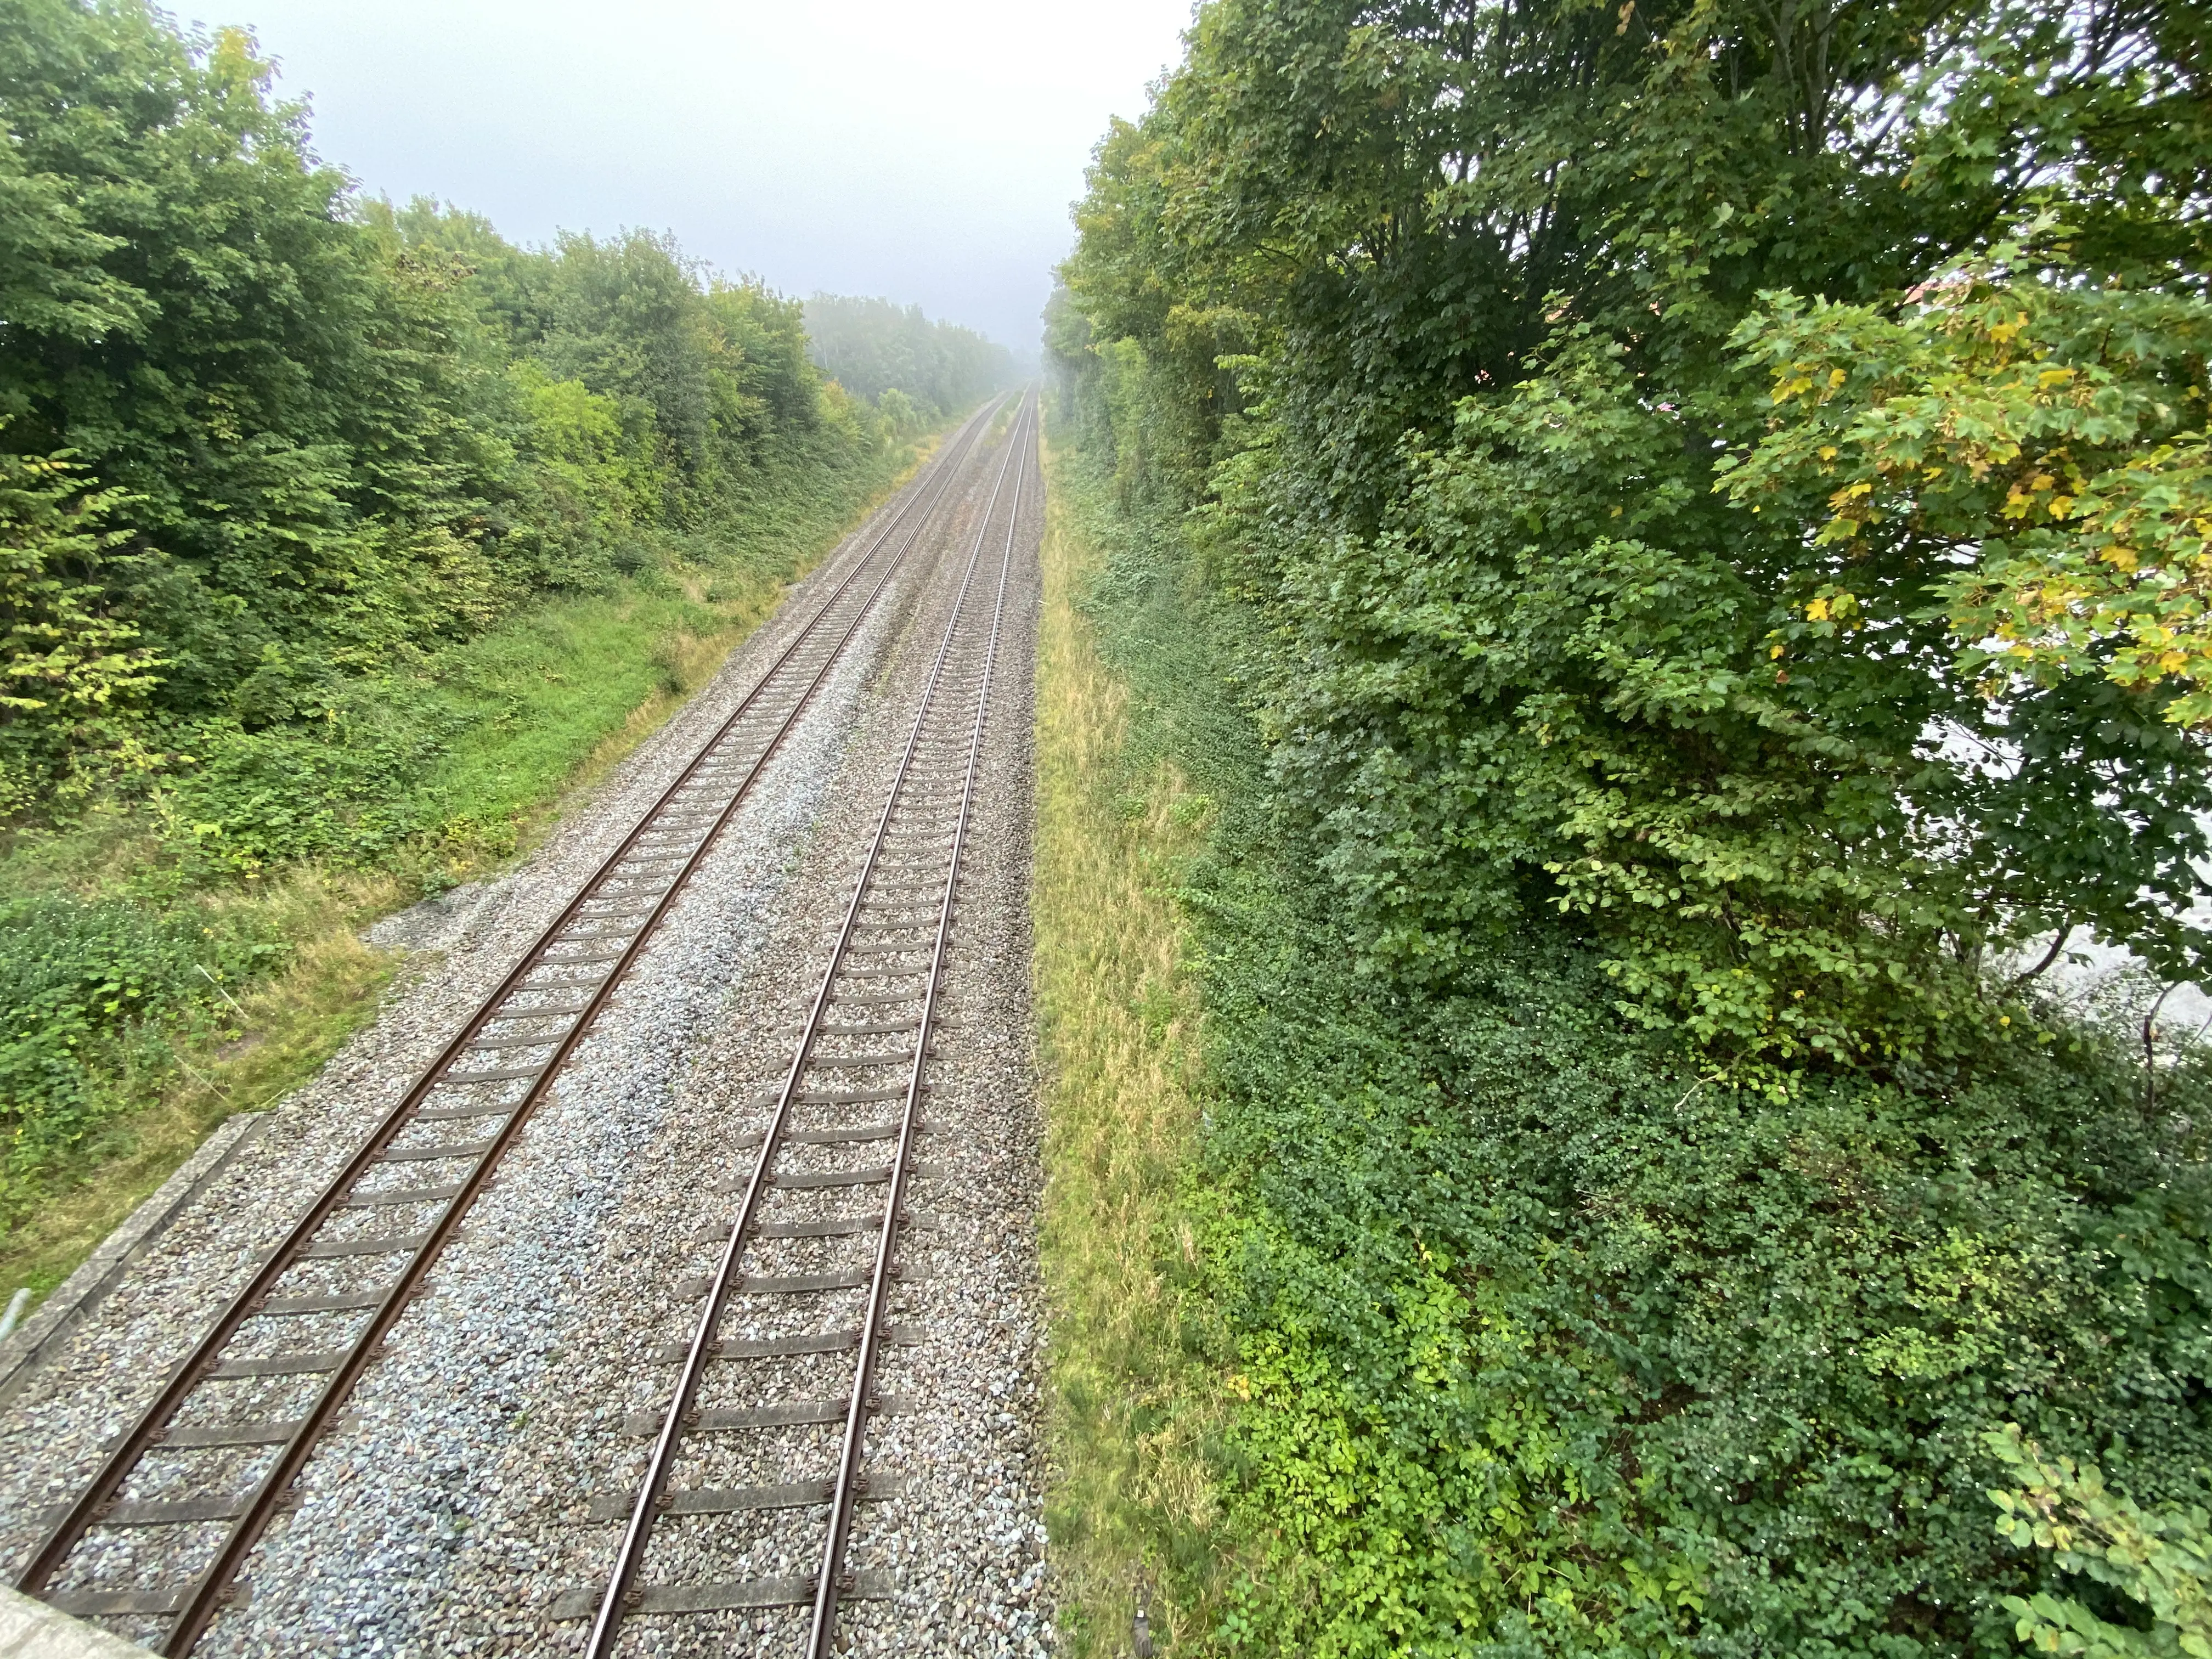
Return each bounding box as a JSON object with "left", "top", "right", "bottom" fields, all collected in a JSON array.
[
  {"left": 1041, "top": 0, "right": 2212, "bottom": 1650},
  {"left": 1041, "top": 413, "right": 2212, "bottom": 1659},
  {"left": 0, "top": 0, "right": 964, "bottom": 1284},
  {"left": 1052, "top": 0, "right": 2211, "bottom": 1066},
  {"left": 1034, "top": 435, "right": 1233, "bottom": 1652}
]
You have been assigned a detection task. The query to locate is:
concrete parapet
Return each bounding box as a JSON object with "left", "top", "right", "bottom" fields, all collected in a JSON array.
[{"left": 0, "top": 1585, "right": 153, "bottom": 1657}]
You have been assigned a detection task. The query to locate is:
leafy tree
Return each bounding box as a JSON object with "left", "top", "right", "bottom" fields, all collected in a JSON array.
[
  {"left": 1054, "top": 0, "right": 2212, "bottom": 1063},
  {"left": 1988, "top": 1425, "right": 2212, "bottom": 1659},
  {"left": 0, "top": 4, "right": 505, "bottom": 713},
  {"left": 802, "top": 293, "right": 1014, "bottom": 417},
  {"left": 0, "top": 0, "right": 905, "bottom": 812},
  {"left": 1053, "top": 3, "right": 2212, "bottom": 1648},
  {"left": 0, "top": 445, "right": 159, "bottom": 811}
]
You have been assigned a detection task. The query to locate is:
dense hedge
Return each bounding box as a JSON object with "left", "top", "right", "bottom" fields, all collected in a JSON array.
[
  {"left": 1049, "top": 0, "right": 2212, "bottom": 1067},
  {"left": 1052, "top": 437, "right": 2212, "bottom": 1657},
  {"left": 1045, "top": 0, "right": 2212, "bottom": 1647}
]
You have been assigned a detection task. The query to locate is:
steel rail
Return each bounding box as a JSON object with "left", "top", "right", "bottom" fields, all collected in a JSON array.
[
  {"left": 15, "top": 396, "right": 1008, "bottom": 1655},
  {"left": 808, "top": 391, "right": 1036, "bottom": 1655},
  {"left": 582, "top": 389, "right": 1036, "bottom": 1657}
]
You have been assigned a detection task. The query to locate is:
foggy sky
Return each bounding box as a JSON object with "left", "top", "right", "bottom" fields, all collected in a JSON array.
[{"left": 212, "top": 0, "right": 1195, "bottom": 354}]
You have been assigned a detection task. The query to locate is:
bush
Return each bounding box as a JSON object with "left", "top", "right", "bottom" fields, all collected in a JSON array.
[{"left": 0, "top": 890, "right": 275, "bottom": 1211}]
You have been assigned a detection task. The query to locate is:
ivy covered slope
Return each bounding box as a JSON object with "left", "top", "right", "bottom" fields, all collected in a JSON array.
[
  {"left": 1047, "top": 0, "right": 2212, "bottom": 1653},
  {"left": 0, "top": 1, "right": 1002, "bottom": 1280}
]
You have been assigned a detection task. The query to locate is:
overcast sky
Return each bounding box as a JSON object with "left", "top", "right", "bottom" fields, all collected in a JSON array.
[{"left": 213, "top": 0, "right": 1194, "bottom": 354}]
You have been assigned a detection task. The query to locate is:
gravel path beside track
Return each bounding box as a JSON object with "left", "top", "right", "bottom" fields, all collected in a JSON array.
[{"left": 0, "top": 412, "right": 1051, "bottom": 1658}]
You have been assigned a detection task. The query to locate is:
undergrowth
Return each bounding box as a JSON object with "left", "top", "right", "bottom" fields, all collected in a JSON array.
[
  {"left": 1035, "top": 433, "right": 1237, "bottom": 1653},
  {"left": 1038, "top": 425, "right": 2212, "bottom": 1656}
]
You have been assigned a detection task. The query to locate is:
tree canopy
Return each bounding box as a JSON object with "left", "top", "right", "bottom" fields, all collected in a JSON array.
[
  {"left": 0, "top": 0, "right": 908, "bottom": 819},
  {"left": 802, "top": 292, "right": 1015, "bottom": 424},
  {"left": 1052, "top": 0, "right": 2212, "bottom": 1066}
]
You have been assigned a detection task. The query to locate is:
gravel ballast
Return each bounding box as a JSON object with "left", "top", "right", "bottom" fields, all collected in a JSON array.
[{"left": 0, "top": 411, "right": 1051, "bottom": 1659}]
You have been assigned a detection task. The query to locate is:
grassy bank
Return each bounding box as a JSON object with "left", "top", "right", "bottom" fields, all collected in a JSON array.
[
  {"left": 1036, "top": 423, "right": 2212, "bottom": 1657},
  {"left": 1034, "top": 435, "right": 1232, "bottom": 1652},
  {"left": 0, "top": 434, "right": 931, "bottom": 1302}
]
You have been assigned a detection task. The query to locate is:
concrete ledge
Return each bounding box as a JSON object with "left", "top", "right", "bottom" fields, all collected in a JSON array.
[
  {"left": 0, "top": 1584, "right": 151, "bottom": 1657},
  {"left": 0, "top": 1113, "right": 268, "bottom": 1409}
]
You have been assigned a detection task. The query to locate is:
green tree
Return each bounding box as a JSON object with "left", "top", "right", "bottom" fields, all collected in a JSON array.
[
  {"left": 0, "top": 445, "right": 159, "bottom": 811},
  {"left": 1054, "top": 0, "right": 2212, "bottom": 1062},
  {"left": 1988, "top": 1424, "right": 2212, "bottom": 1659},
  {"left": 0, "top": 4, "right": 507, "bottom": 714},
  {"left": 802, "top": 293, "right": 1014, "bottom": 417},
  {"left": 0, "top": 1, "right": 894, "bottom": 810}
]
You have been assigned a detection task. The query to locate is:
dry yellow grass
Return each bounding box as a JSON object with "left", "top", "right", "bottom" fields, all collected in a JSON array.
[{"left": 1034, "top": 435, "right": 1228, "bottom": 1654}]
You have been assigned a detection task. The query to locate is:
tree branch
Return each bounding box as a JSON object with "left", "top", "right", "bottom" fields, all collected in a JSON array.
[{"left": 2007, "top": 923, "right": 2075, "bottom": 988}]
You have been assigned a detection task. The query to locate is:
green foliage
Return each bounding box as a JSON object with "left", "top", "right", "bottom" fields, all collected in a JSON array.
[
  {"left": 1049, "top": 0, "right": 2212, "bottom": 1645},
  {"left": 529, "top": 231, "right": 826, "bottom": 500},
  {"left": 1988, "top": 1425, "right": 2212, "bottom": 1659},
  {"left": 1052, "top": 0, "right": 2212, "bottom": 1064},
  {"left": 802, "top": 292, "right": 1015, "bottom": 420},
  {"left": 500, "top": 359, "right": 664, "bottom": 589},
  {"left": 1052, "top": 433, "right": 2212, "bottom": 1658},
  {"left": 0, "top": 0, "right": 927, "bottom": 1259},
  {"left": 0, "top": 444, "right": 161, "bottom": 812},
  {"left": 0, "top": 887, "right": 274, "bottom": 1215},
  {"left": 1, "top": 7, "right": 506, "bottom": 708},
  {"left": 1724, "top": 251, "right": 2212, "bottom": 726},
  {"left": 0, "top": 0, "right": 906, "bottom": 806},
  {"left": 1284, "top": 311, "right": 2212, "bottom": 1061},
  {"left": 160, "top": 444, "right": 888, "bottom": 879}
]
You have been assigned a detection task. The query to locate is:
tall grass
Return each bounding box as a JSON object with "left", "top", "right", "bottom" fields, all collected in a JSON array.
[
  {"left": 0, "top": 870, "right": 400, "bottom": 1296},
  {"left": 1034, "top": 435, "right": 1231, "bottom": 1653}
]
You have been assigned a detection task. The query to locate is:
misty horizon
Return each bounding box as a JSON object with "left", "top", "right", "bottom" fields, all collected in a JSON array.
[{"left": 211, "top": 0, "right": 1194, "bottom": 353}]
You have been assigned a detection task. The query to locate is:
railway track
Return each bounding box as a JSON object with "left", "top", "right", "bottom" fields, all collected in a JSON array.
[
  {"left": 555, "top": 390, "right": 1038, "bottom": 1655},
  {"left": 13, "top": 394, "right": 1015, "bottom": 1655}
]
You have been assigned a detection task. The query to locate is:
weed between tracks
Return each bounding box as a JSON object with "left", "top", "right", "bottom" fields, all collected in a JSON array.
[{"left": 1034, "top": 435, "right": 1233, "bottom": 1654}]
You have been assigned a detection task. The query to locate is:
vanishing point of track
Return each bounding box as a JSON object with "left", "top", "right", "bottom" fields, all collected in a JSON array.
[{"left": 15, "top": 394, "right": 1017, "bottom": 1655}]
